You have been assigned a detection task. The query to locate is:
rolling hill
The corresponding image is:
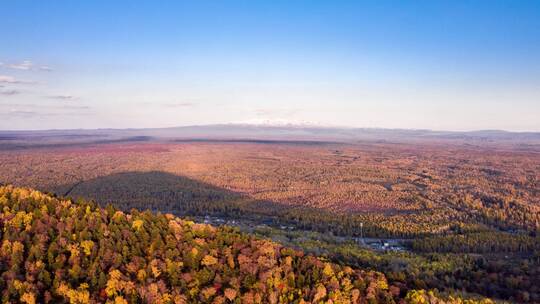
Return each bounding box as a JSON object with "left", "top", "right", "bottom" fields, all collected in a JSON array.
[{"left": 0, "top": 185, "right": 493, "bottom": 303}]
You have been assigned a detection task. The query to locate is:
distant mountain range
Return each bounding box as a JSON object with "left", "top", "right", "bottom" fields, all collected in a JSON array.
[{"left": 1, "top": 124, "right": 539, "bottom": 150}]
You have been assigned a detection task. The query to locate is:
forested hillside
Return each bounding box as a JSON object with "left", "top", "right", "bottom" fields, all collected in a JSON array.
[
  {"left": 1, "top": 142, "right": 538, "bottom": 239},
  {"left": 0, "top": 185, "right": 493, "bottom": 304}
]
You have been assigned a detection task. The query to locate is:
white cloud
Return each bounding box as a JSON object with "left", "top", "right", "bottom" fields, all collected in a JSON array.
[
  {"left": 0, "top": 60, "right": 52, "bottom": 71},
  {"left": 0, "top": 75, "right": 35, "bottom": 84},
  {"left": 8, "top": 60, "right": 33, "bottom": 70},
  {"left": 0, "top": 75, "right": 19, "bottom": 83}
]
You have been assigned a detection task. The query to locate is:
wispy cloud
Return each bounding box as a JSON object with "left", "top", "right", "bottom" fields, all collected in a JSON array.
[
  {"left": 0, "top": 60, "right": 52, "bottom": 72},
  {"left": 140, "top": 101, "right": 199, "bottom": 108},
  {"left": 0, "top": 102, "right": 90, "bottom": 110},
  {"left": 1, "top": 109, "right": 93, "bottom": 118},
  {"left": 4, "top": 110, "right": 39, "bottom": 118},
  {"left": 8, "top": 60, "right": 33, "bottom": 70},
  {"left": 163, "top": 102, "right": 197, "bottom": 108},
  {"left": 0, "top": 89, "right": 20, "bottom": 96},
  {"left": 47, "top": 94, "right": 77, "bottom": 100},
  {"left": 0, "top": 103, "right": 93, "bottom": 119},
  {"left": 254, "top": 108, "right": 299, "bottom": 118},
  {"left": 0, "top": 75, "right": 35, "bottom": 84},
  {"left": 60, "top": 105, "right": 90, "bottom": 110},
  {"left": 0, "top": 75, "right": 20, "bottom": 83}
]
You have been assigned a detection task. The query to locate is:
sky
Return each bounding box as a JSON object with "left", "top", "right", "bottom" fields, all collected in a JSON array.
[{"left": 1, "top": 0, "right": 539, "bottom": 131}]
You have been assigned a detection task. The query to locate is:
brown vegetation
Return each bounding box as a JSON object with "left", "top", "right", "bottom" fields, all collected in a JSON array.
[
  {"left": 0, "top": 141, "right": 538, "bottom": 235},
  {"left": 0, "top": 185, "right": 491, "bottom": 303},
  {"left": 0, "top": 140, "right": 538, "bottom": 302}
]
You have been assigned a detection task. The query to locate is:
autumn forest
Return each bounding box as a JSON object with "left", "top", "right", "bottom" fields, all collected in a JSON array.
[{"left": 0, "top": 130, "right": 538, "bottom": 303}]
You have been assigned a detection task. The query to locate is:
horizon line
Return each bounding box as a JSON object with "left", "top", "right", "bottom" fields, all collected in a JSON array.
[{"left": 0, "top": 123, "right": 539, "bottom": 134}]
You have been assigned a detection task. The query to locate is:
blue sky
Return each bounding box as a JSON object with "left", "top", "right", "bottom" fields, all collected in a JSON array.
[{"left": 1, "top": 0, "right": 539, "bottom": 131}]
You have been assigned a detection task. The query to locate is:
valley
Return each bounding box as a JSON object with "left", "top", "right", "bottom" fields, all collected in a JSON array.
[{"left": 0, "top": 131, "right": 538, "bottom": 302}]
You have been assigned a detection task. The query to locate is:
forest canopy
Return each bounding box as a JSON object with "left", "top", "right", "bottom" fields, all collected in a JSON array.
[{"left": 0, "top": 185, "right": 495, "bottom": 304}]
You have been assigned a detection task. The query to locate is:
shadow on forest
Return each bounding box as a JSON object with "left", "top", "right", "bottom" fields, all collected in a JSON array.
[
  {"left": 56, "top": 171, "right": 283, "bottom": 216},
  {"left": 54, "top": 171, "right": 395, "bottom": 237}
]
